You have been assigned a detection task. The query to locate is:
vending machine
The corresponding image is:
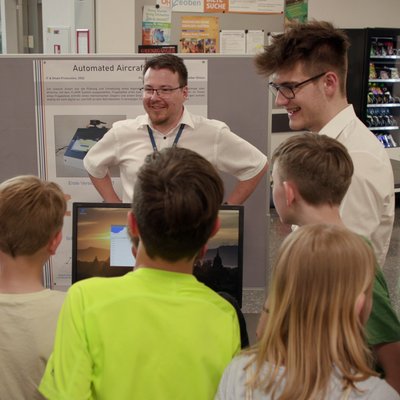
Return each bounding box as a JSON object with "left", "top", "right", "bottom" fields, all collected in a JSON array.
[{"left": 346, "top": 28, "right": 400, "bottom": 151}]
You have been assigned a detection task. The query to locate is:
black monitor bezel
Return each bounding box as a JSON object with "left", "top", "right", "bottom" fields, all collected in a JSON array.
[{"left": 71, "top": 202, "right": 244, "bottom": 306}]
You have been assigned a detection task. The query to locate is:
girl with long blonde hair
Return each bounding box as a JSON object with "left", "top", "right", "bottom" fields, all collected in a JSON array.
[{"left": 216, "top": 224, "right": 399, "bottom": 400}]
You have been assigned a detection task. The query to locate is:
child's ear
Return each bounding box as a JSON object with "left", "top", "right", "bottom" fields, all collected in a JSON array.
[
  {"left": 48, "top": 231, "right": 62, "bottom": 255},
  {"left": 209, "top": 217, "right": 221, "bottom": 238},
  {"left": 127, "top": 211, "right": 140, "bottom": 237},
  {"left": 197, "top": 217, "right": 220, "bottom": 260},
  {"left": 283, "top": 181, "right": 296, "bottom": 206}
]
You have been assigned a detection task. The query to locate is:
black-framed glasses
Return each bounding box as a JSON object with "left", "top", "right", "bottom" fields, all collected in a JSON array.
[
  {"left": 269, "top": 72, "right": 327, "bottom": 100},
  {"left": 140, "top": 86, "right": 184, "bottom": 97}
]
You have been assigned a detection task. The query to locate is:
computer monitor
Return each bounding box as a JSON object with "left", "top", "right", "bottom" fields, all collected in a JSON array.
[{"left": 71, "top": 202, "right": 244, "bottom": 306}]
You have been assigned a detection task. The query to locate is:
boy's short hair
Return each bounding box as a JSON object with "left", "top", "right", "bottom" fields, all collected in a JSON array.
[
  {"left": 0, "top": 175, "right": 66, "bottom": 257},
  {"left": 255, "top": 20, "right": 350, "bottom": 94},
  {"left": 132, "top": 147, "right": 224, "bottom": 262},
  {"left": 143, "top": 54, "right": 188, "bottom": 87},
  {"left": 272, "top": 133, "right": 353, "bottom": 206}
]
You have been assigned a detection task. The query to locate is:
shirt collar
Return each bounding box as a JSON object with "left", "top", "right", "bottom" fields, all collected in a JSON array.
[
  {"left": 319, "top": 104, "right": 355, "bottom": 139},
  {"left": 139, "top": 106, "right": 195, "bottom": 132}
]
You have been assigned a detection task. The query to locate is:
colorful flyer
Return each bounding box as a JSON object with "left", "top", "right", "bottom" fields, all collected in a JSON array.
[
  {"left": 285, "top": 0, "right": 308, "bottom": 23},
  {"left": 205, "top": 0, "right": 228, "bottom": 13},
  {"left": 180, "top": 16, "right": 219, "bottom": 53},
  {"left": 142, "top": 5, "right": 172, "bottom": 45}
]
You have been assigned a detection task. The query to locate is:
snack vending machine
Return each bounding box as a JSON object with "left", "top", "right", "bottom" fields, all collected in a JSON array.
[{"left": 346, "top": 28, "right": 400, "bottom": 151}]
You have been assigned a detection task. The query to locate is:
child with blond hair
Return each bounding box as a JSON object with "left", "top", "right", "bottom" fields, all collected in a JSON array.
[
  {"left": 0, "top": 176, "right": 66, "bottom": 400},
  {"left": 216, "top": 224, "right": 399, "bottom": 399}
]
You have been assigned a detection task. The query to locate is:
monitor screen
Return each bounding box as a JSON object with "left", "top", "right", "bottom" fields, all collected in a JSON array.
[{"left": 72, "top": 202, "right": 244, "bottom": 306}]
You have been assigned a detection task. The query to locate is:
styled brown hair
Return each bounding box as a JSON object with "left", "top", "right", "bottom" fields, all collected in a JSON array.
[
  {"left": 0, "top": 175, "right": 66, "bottom": 257},
  {"left": 247, "top": 224, "right": 377, "bottom": 399},
  {"left": 255, "top": 20, "right": 350, "bottom": 94},
  {"left": 272, "top": 133, "right": 353, "bottom": 206},
  {"left": 132, "top": 147, "right": 224, "bottom": 262},
  {"left": 143, "top": 54, "right": 188, "bottom": 87}
]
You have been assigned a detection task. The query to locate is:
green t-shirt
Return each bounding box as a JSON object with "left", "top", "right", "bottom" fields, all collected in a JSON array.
[
  {"left": 39, "top": 268, "right": 240, "bottom": 400},
  {"left": 366, "top": 267, "right": 400, "bottom": 346}
]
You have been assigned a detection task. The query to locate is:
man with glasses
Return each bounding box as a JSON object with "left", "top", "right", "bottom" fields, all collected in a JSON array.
[
  {"left": 84, "top": 54, "right": 268, "bottom": 204},
  {"left": 255, "top": 21, "right": 394, "bottom": 269}
]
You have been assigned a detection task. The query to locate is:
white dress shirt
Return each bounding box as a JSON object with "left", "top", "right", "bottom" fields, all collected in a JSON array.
[{"left": 320, "top": 105, "right": 395, "bottom": 267}]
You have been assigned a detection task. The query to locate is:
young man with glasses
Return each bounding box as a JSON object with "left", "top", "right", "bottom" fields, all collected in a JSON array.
[
  {"left": 255, "top": 20, "right": 394, "bottom": 269},
  {"left": 84, "top": 54, "right": 268, "bottom": 204}
]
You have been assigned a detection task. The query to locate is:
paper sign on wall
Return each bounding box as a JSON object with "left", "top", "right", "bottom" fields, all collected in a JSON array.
[
  {"left": 173, "top": 0, "right": 204, "bottom": 12},
  {"left": 220, "top": 30, "right": 245, "bottom": 54}
]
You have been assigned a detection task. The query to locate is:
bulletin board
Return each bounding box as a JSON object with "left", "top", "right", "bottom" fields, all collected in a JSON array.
[{"left": 135, "top": 0, "right": 285, "bottom": 52}]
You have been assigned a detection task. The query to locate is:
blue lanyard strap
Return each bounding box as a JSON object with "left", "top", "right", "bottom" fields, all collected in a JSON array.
[{"left": 146, "top": 123, "right": 185, "bottom": 152}]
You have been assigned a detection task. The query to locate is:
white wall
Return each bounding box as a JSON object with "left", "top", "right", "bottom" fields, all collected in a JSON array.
[
  {"left": 96, "top": 0, "right": 135, "bottom": 53},
  {"left": 75, "top": 0, "right": 95, "bottom": 53},
  {"left": 309, "top": 0, "right": 400, "bottom": 28},
  {"left": 42, "top": 0, "right": 74, "bottom": 53},
  {"left": 4, "top": 0, "right": 18, "bottom": 53}
]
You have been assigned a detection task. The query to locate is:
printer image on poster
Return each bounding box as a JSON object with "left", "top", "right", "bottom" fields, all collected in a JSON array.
[
  {"left": 54, "top": 114, "right": 125, "bottom": 178},
  {"left": 63, "top": 120, "right": 109, "bottom": 170}
]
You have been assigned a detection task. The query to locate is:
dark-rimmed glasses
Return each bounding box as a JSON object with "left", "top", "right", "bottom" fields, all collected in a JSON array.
[
  {"left": 140, "top": 86, "right": 184, "bottom": 97},
  {"left": 269, "top": 72, "right": 327, "bottom": 100}
]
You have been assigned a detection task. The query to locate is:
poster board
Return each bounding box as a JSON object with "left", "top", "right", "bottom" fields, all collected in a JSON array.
[
  {"left": 135, "top": 0, "right": 284, "bottom": 51},
  {"left": 0, "top": 54, "right": 268, "bottom": 290}
]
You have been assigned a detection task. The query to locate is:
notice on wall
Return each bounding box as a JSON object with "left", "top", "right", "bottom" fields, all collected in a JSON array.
[
  {"left": 172, "top": 0, "right": 204, "bottom": 12},
  {"left": 33, "top": 59, "right": 208, "bottom": 289},
  {"left": 220, "top": 30, "right": 246, "bottom": 54},
  {"left": 180, "top": 16, "right": 219, "bottom": 53},
  {"left": 142, "top": 5, "right": 172, "bottom": 45},
  {"left": 246, "top": 30, "right": 265, "bottom": 54},
  {"left": 228, "top": 0, "right": 283, "bottom": 14}
]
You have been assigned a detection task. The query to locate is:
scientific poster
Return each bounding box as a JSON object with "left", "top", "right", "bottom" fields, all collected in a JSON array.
[
  {"left": 180, "top": 16, "right": 219, "bottom": 53},
  {"left": 34, "top": 58, "right": 208, "bottom": 289}
]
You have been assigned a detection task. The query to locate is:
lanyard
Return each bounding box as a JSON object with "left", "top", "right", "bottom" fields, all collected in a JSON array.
[{"left": 146, "top": 123, "right": 185, "bottom": 152}]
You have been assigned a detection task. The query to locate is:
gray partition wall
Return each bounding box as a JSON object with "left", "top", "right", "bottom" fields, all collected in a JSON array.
[{"left": 0, "top": 54, "right": 269, "bottom": 294}]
